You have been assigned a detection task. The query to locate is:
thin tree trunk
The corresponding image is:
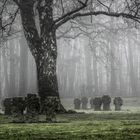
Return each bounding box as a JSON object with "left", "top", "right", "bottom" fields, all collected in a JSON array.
[
  {"left": 128, "top": 31, "right": 138, "bottom": 97},
  {"left": 118, "top": 48, "right": 124, "bottom": 96},
  {"left": 92, "top": 45, "right": 99, "bottom": 95},
  {"left": 19, "top": 36, "right": 28, "bottom": 96},
  {"left": 2, "top": 46, "right": 9, "bottom": 97},
  {"left": 9, "top": 40, "right": 16, "bottom": 97},
  {"left": 85, "top": 45, "right": 93, "bottom": 97}
]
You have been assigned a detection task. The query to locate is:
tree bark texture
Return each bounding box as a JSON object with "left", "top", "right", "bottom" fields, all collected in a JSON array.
[{"left": 19, "top": 0, "right": 60, "bottom": 99}]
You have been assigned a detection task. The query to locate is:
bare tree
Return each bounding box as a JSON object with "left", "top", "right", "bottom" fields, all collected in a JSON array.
[{"left": 0, "top": 0, "right": 140, "bottom": 110}]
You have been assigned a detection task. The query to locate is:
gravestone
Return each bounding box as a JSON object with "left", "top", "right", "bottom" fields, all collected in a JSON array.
[
  {"left": 102, "top": 95, "right": 111, "bottom": 111},
  {"left": 11, "top": 97, "right": 25, "bottom": 123},
  {"left": 81, "top": 97, "right": 88, "bottom": 109},
  {"left": 74, "top": 98, "right": 81, "bottom": 109},
  {"left": 3, "top": 98, "right": 12, "bottom": 115},
  {"left": 93, "top": 97, "right": 102, "bottom": 111},
  {"left": 26, "top": 94, "right": 40, "bottom": 122},
  {"left": 42, "top": 96, "right": 59, "bottom": 122},
  {"left": 113, "top": 97, "right": 123, "bottom": 111},
  {"left": 90, "top": 98, "right": 95, "bottom": 109}
]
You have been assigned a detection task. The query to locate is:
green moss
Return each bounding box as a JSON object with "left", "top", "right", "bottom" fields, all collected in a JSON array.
[{"left": 0, "top": 113, "right": 140, "bottom": 140}]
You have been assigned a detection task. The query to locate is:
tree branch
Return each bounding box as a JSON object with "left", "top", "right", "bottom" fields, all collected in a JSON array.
[
  {"left": 55, "top": 11, "right": 140, "bottom": 29},
  {"left": 97, "top": 0, "right": 110, "bottom": 12},
  {"left": 54, "top": 0, "right": 89, "bottom": 28}
]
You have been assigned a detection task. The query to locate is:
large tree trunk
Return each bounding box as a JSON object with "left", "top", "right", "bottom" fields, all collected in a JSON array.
[
  {"left": 35, "top": 30, "right": 59, "bottom": 98},
  {"left": 19, "top": 1, "right": 58, "bottom": 98},
  {"left": 19, "top": 0, "right": 66, "bottom": 112}
]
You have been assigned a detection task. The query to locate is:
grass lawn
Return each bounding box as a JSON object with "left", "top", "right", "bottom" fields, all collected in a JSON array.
[{"left": 0, "top": 112, "right": 140, "bottom": 140}]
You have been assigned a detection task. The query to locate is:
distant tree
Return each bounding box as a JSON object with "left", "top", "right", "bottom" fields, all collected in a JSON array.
[
  {"left": 127, "top": 29, "right": 139, "bottom": 97},
  {"left": 2, "top": 45, "right": 9, "bottom": 97},
  {"left": 18, "top": 35, "right": 28, "bottom": 96},
  {"left": 9, "top": 40, "right": 16, "bottom": 97}
]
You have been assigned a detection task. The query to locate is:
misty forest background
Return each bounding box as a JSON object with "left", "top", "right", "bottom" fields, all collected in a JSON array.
[
  {"left": 0, "top": 1, "right": 140, "bottom": 109},
  {"left": 0, "top": 17, "right": 140, "bottom": 102}
]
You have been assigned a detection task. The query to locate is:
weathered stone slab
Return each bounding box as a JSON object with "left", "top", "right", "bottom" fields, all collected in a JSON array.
[
  {"left": 81, "top": 97, "right": 88, "bottom": 109},
  {"left": 74, "top": 98, "right": 81, "bottom": 109},
  {"left": 11, "top": 97, "right": 25, "bottom": 123},
  {"left": 93, "top": 97, "right": 102, "bottom": 111},
  {"left": 3, "top": 98, "right": 12, "bottom": 115},
  {"left": 113, "top": 97, "right": 123, "bottom": 111},
  {"left": 102, "top": 95, "right": 111, "bottom": 111},
  {"left": 25, "top": 94, "right": 40, "bottom": 123}
]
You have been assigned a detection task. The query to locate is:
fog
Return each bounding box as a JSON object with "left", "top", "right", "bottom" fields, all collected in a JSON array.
[{"left": 0, "top": 16, "right": 140, "bottom": 107}]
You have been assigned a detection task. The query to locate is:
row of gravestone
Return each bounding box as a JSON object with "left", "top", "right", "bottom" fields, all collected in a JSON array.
[
  {"left": 74, "top": 95, "right": 123, "bottom": 111},
  {"left": 2, "top": 94, "right": 60, "bottom": 123}
]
